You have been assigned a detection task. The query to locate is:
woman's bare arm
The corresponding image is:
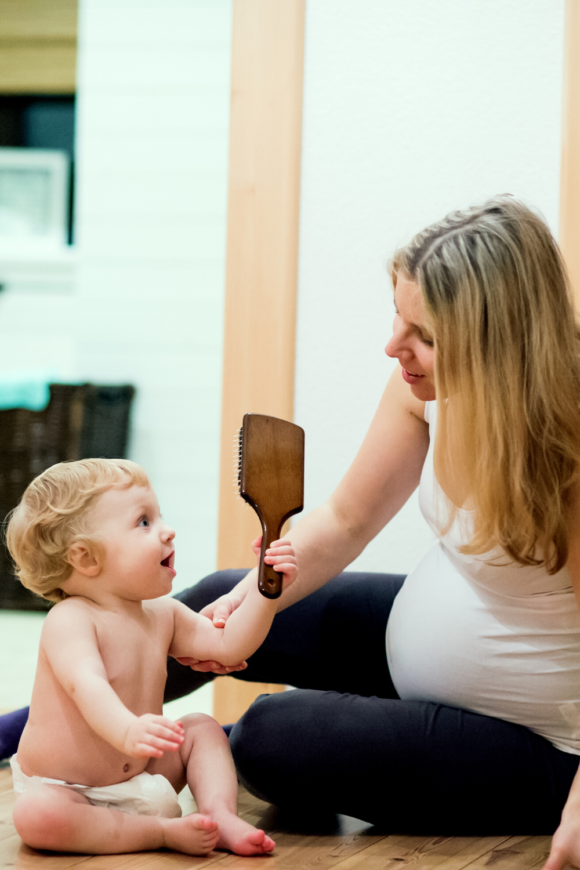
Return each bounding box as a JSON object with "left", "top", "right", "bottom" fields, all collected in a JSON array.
[{"left": 204, "top": 369, "right": 429, "bottom": 625}]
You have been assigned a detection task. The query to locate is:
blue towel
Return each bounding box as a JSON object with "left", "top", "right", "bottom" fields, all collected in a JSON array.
[
  {"left": 0, "top": 370, "right": 60, "bottom": 412},
  {"left": 0, "top": 706, "right": 28, "bottom": 760}
]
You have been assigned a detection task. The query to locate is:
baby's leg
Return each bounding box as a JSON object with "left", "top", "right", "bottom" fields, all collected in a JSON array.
[
  {"left": 150, "top": 713, "right": 275, "bottom": 856},
  {"left": 13, "top": 783, "right": 218, "bottom": 855}
]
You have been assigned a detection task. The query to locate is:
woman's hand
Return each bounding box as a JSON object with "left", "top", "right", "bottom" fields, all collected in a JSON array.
[
  {"left": 199, "top": 590, "right": 247, "bottom": 628},
  {"left": 543, "top": 811, "right": 580, "bottom": 869},
  {"left": 543, "top": 824, "right": 580, "bottom": 869},
  {"left": 174, "top": 655, "right": 248, "bottom": 674}
]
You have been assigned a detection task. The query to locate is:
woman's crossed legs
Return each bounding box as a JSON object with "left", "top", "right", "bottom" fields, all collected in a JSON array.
[{"left": 170, "top": 571, "right": 579, "bottom": 834}]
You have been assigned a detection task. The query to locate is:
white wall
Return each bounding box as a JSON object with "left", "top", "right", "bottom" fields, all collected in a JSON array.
[
  {"left": 75, "top": 0, "right": 232, "bottom": 594},
  {"left": 295, "top": 0, "right": 565, "bottom": 574}
]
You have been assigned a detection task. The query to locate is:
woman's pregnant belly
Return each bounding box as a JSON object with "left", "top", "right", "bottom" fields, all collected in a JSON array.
[{"left": 385, "top": 543, "right": 580, "bottom": 753}]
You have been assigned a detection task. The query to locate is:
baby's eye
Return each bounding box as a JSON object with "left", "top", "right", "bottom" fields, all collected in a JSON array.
[{"left": 138, "top": 516, "right": 150, "bottom": 528}]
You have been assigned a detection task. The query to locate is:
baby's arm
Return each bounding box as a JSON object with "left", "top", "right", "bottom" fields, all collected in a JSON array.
[
  {"left": 169, "top": 538, "right": 297, "bottom": 666},
  {"left": 41, "top": 602, "right": 183, "bottom": 758}
]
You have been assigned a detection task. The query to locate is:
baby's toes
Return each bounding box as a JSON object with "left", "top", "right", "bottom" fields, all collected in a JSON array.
[
  {"left": 201, "top": 830, "right": 219, "bottom": 852},
  {"left": 244, "top": 829, "right": 276, "bottom": 853},
  {"left": 262, "top": 834, "right": 276, "bottom": 852},
  {"left": 195, "top": 815, "right": 218, "bottom": 833}
]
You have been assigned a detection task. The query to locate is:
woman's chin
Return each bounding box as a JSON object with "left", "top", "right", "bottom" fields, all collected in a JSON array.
[{"left": 410, "top": 381, "right": 436, "bottom": 402}]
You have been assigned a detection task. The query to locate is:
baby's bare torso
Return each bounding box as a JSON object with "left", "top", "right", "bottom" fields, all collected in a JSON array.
[{"left": 18, "top": 598, "right": 174, "bottom": 787}]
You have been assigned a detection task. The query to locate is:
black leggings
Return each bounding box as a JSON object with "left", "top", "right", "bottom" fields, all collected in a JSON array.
[{"left": 167, "top": 571, "right": 579, "bottom": 834}]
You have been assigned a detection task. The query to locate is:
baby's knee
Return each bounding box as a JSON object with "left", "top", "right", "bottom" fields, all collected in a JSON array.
[
  {"left": 180, "top": 712, "right": 221, "bottom": 732},
  {"left": 179, "top": 712, "right": 228, "bottom": 751},
  {"left": 13, "top": 790, "right": 73, "bottom": 850}
]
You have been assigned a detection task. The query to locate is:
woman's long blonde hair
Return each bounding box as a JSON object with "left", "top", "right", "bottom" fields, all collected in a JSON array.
[{"left": 392, "top": 195, "right": 580, "bottom": 573}]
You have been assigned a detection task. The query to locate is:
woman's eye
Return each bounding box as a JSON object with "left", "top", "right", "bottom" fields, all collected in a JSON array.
[
  {"left": 420, "top": 335, "right": 434, "bottom": 347},
  {"left": 138, "top": 517, "right": 150, "bottom": 528}
]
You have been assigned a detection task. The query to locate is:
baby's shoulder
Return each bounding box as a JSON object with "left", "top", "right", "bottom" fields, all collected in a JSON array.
[{"left": 42, "top": 595, "right": 97, "bottom": 635}]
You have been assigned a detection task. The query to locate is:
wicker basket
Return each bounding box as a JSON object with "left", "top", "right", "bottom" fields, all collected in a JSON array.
[{"left": 0, "top": 384, "right": 135, "bottom": 611}]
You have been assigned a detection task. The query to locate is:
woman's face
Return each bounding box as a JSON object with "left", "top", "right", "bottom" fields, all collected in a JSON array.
[{"left": 385, "top": 274, "right": 436, "bottom": 402}]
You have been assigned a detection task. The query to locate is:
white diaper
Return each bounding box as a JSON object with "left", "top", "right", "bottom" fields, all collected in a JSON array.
[{"left": 10, "top": 756, "right": 182, "bottom": 819}]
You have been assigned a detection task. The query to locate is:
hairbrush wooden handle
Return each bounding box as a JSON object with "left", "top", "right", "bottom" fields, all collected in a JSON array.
[{"left": 257, "top": 515, "right": 284, "bottom": 598}]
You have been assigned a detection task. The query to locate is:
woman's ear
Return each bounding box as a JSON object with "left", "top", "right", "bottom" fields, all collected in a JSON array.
[{"left": 67, "top": 541, "right": 101, "bottom": 577}]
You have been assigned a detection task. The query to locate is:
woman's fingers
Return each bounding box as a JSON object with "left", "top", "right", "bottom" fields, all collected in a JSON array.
[
  {"left": 542, "top": 822, "right": 580, "bottom": 870},
  {"left": 174, "top": 656, "right": 247, "bottom": 673},
  {"left": 212, "top": 601, "right": 235, "bottom": 627},
  {"left": 542, "top": 851, "right": 570, "bottom": 870},
  {"left": 199, "top": 590, "right": 245, "bottom": 628}
]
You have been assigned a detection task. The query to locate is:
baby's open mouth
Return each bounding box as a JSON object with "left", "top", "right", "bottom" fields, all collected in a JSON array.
[{"left": 161, "top": 552, "right": 174, "bottom": 568}]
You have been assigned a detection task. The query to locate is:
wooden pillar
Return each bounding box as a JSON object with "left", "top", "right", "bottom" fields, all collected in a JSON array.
[
  {"left": 213, "top": 0, "right": 305, "bottom": 725},
  {"left": 560, "top": 0, "right": 580, "bottom": 303}
]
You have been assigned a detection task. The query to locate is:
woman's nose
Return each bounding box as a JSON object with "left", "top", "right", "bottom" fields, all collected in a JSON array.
[{"left": 385, "top": 332, "right": 402, "bottom": 359}]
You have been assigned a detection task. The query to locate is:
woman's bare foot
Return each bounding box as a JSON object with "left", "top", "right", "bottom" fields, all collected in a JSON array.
[
  {"left": 212, "top": 809, "right": 275, "bottom": 856},
  {"left": 162, "top": 813, "right": 219, "bottom": 855}
]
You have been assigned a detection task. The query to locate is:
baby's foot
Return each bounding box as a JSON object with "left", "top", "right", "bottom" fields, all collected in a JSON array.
[
  {"left": 162, "top": 813, "right": 219, "bottom": 855},
  {"left": 213, "top": 810, "right": 275, "bottom": 856}
]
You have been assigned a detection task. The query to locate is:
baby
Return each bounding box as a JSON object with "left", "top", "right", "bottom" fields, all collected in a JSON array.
[{"left": 6, "top": 458, "right": 297, "bottom": 857}]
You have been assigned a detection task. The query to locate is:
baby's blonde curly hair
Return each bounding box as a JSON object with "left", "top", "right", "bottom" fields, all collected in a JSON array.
[{"left": 5, "top": 458, "right": 150, "bottom": 603}]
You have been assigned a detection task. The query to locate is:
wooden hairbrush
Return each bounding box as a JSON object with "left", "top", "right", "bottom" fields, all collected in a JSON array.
[{"left": 236, "top": 413, "right": 305, "bottom": 599}]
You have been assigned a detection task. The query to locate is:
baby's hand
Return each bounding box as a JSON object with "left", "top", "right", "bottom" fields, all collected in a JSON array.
[
  {"left": 252, "top": 536, "right": 298, "bottom": 588},
  {"left": 123, "top": 714, "right": 184, "bottom": 759}
]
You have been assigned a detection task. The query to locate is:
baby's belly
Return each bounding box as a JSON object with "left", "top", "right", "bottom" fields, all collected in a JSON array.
[
  {"left": 17, "top": 714, "right": 149, "bottom": 787},
  {"left": 17, "top": 664, "right": 166, "bottom": 786},
  {"left": 386, "top": 543, "right": 580, "bottom": 752}
]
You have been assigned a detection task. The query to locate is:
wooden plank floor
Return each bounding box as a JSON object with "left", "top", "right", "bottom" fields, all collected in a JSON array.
[{"left": 0, "top": 762, "right": 552, "bottom": 868}]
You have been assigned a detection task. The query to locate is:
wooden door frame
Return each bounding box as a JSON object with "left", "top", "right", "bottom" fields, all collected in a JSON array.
[
  {"left": 560, "top": 0, "right": 580, "bottom": 303},
  {"left": 213, "top": 0, "right": 305, "bottom": 724}
]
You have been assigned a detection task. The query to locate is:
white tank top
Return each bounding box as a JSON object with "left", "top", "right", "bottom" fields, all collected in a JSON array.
[{"left": 386, "top": 400, "right": 580, "bottom": 754}]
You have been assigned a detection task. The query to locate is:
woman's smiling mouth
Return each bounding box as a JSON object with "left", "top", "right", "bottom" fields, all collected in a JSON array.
[{"left": 402, "top": 367, "right": 425, "bottom": 383}]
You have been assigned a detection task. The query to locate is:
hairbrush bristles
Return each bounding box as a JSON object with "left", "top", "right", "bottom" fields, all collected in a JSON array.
[{"left": 232, "top": 426, "right": 244, "bottom": 501}]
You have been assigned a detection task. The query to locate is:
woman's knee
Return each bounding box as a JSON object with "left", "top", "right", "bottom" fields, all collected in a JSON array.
[
  {"left": 230, "top": 690, "right": 324, "bottom": 802},
  {"left": 230, "top": 694, "right": 286, "bottom": 802}
]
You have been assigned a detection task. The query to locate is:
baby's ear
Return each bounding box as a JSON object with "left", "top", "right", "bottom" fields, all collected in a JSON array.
[{"left": 67, "top": 541, "right": 101, "bottom": 577}]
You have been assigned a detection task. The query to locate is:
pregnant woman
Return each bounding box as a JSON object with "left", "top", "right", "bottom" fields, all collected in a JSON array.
[{"left": 168, "top": 195, "right": 580, "bottom": 870}]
